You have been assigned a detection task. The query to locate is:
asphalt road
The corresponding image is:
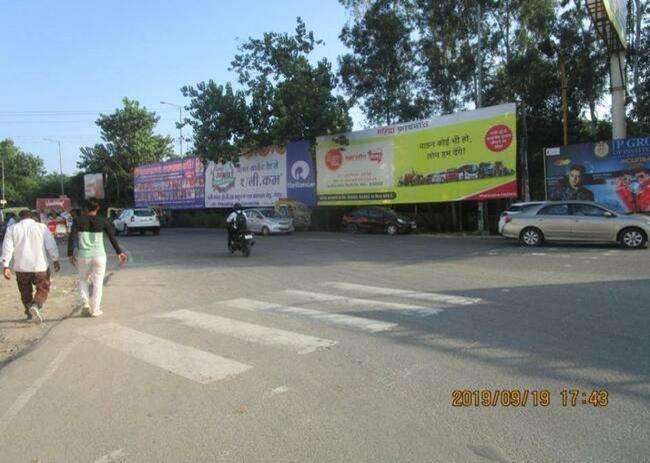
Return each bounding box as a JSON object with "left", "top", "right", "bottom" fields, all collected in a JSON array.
[{"left": 0, "top": 229, "right": 648, "bottom": 462}]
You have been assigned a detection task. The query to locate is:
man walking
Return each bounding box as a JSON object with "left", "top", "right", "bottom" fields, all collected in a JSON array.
[
  {"left": 68, "top": 199, "right": 127, "bottom": 317},
  {"left": 1, "top": 210, "right": 60, "bottom": 324}
]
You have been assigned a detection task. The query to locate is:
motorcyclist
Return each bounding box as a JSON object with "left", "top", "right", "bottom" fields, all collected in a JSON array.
[{"left": 226, "top": 203, "right": 247, "bottom": 246}]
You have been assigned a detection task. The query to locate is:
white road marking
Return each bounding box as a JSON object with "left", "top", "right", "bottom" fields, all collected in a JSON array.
[
  {"left": 0, "top": 339, "right": 81, "bottom": 435},
  {"left": 281, "top": 289, "right": 442, "bottom": 316},
  {"left": 94, "top": 448, "right": 126, "bottom": 463},
  {"left": 156, "top": 310, "right": 337, "bottom": 354},
  {"left": 322, "top": 282, "right": 482, "bottom": 306},
  {"left": 264, "top": 386, "right": 291, "bottom": 398},
  {"left": 225, "top": 299, "right": 397, "bottom": 333},
  {"left": 80, "top": 323, "right": 252, "bottom": 384}
]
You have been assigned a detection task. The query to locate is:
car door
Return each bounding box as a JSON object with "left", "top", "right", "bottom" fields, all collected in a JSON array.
[
  {"left": 248, "top": 210, "right": 263, "bottom": 233},
  {"left": 366, "top": 208, "right": 385, "bottom": 232},
  {"left": 535, "top": 204, "right": 573, "bottom": 240},
  {"left": 115, "top": 210, "right": 129, "bottom": 232},
  {"left": 353, "top": 208, "right": 370, "bottom": 232},
  {"left": 570, "top": 203, "right": 616, "bottom": 241}
]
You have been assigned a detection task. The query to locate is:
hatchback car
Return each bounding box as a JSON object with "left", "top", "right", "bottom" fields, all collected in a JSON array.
[
  {"left": 113, "top": 208, "right": 161, "bottom": 235},
  {"left": 501, "top": 201, "right": 650, "bottom": 249},
  {"left": 342, "top": 207, "right": 417, "bottom": 235},
  {"left": 244, "top": 208, "right": 294, "bottom": 235}
]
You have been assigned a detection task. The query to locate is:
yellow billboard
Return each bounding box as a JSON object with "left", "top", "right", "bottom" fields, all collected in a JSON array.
[{"left": 316, "top": 103, "right": 518, "bottom": 205}]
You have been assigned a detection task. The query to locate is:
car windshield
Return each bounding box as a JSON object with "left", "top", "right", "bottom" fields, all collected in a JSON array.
[
  {"left": 133, "top": 210, "right": 155, "bottom": 217},
  {"left": 260, "top": 209, "right": 281, "bottom": 218}
]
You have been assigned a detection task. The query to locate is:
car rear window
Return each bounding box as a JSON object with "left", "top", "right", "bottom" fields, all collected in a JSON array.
[{"left": 133, "top": 210, "right": 155, "bottom": 217}]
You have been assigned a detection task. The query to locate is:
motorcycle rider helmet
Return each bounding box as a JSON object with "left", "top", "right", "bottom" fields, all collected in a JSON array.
[{"left": 233, "top": 202, "right": 243, "bottom": 212}]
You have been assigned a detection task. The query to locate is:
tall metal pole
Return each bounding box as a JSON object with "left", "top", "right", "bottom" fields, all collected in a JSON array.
[
  {"left": 476, "top": 1, "right": 486, "bottom": 234},
  {"left": 1, "top": 159, "right": 5, "bottom": 205},
  {"left": 57, "top": 140, "right": 64, "bottom": 196},
  {"left": 560, "top": 57, "right": 568, "bottom": 145},
  {"left": 161, "top": 101, "right": 183, "bottom": 157},
  {"left": 179, "top": 106, "right": 183, "bottom": 158},
  {"left": 44, "top": 138, "right": 65, "bottom": 196}
]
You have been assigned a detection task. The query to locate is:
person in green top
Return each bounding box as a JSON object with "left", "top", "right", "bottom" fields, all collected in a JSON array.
[{"left": 68, "top": 199, "right": 128, "bottom": 317}]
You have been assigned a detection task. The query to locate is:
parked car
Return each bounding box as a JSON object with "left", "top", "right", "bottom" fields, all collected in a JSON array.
[
  {"left": 445, "top": 169, "right": 460, "bottom": 182},
  {"left": 459, "top": 164, "right": 479, "bottom": 180},
  {"left": 113, "top": 208, "right": 161, "bottom": 235},
  {"left": 342, "top": 207, "right": 417, "bottom": 235},
  {"left": 244, "top": 208, "right": 294, "bottom": 235},
  {"left": 501, "top": 201, "right": 650, "bottom": 249},
  {"left": 498, "top": 201, "right": 547, "bottom": 234}
]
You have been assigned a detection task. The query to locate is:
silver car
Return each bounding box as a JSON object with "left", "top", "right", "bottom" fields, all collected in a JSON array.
[
  {"left": 501, "top": 201, "right": 650, "bottom": 249},
  {"left": 244, "top": 208, "right": 294, "bottom": 235}
]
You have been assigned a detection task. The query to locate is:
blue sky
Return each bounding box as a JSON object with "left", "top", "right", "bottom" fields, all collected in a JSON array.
[{"left": 0, "top": 0, "right": 355, "bottom": 174}]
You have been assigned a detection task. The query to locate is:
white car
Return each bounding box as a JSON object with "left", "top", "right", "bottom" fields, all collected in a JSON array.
[
  {"left": 113, "top": 208, "right": 161, "bottom": 235},
  {"left": 244, "top": 208, "right": 294, "bottom": 235},
  {"left": 498, "top": 201, "right": 547, "bottom": 234}
]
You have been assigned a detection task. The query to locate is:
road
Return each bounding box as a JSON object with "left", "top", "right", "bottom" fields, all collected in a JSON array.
[{"left": 0, "top": 229, "right": 648, "bottom": 462}]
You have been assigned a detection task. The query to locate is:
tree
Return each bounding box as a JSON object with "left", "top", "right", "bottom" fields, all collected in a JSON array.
[
  {"left": 181, "top": 82, "right": 250, "bottom": 165},
  {"left": 231, "top": 17, "right": 352, "bottom": 145},
  {"left": 339, "top": 0, "right": 428, "bottom": 125},
  {"left": 629, "top": 0, "right": 650, "bottom": 135},
  {"left": 0, "top": 139, "right": 45, "bottom": 207},
  {"left": 78, "top": 98, "right": 174, "bottom": 204}
]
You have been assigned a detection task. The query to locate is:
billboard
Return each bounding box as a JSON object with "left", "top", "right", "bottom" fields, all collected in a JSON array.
[
  {"left": 316, "top": 103, "right": 517, "bottom": 206},
  {"left": 134, "top": 157, "right": 204, "bottom": 209},
  {"left": 545, "top": 137, "right": 650, "bottom": 213},
  {"left": 204, "top": 141, "right": 316, "bottom": 208},
  {"left": 84, "top": 173, "right": 105, "bottom": 199},
  {"left": 587, "top": 0, "right": 627, "bottom": 49}
]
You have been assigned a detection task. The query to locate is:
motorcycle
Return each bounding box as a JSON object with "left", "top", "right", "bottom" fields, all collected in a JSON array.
[{"left": 228, "top": 227, "right": 255, "bottom": 257}]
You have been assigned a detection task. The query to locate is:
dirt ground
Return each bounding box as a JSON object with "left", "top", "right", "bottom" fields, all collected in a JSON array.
[{"left": 0, "top": 274, "right": 78, "bottom": 365}]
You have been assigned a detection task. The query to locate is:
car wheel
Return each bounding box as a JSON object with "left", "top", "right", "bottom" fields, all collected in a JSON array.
[
  {"left": 346, "top": 223, "right": 358, "bottom": 234},
  {"left": 261, "top": 226, "right": 270, "bottom": 236},
  {"left": 386, "top": 224, "right": 399, "bottom": 235},
  {"left": 619, "top": 227, "right": 647, "bottom": 249},
  {"left": 519, "top": 227, "right": 543, "bottom": 247}
]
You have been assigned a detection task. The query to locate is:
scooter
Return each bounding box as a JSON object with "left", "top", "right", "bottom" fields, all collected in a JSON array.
[{"left": 228, "top": 228, "right": 255, "bottom": 257}]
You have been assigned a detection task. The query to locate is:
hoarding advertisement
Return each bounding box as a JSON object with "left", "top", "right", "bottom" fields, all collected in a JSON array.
[
  {"left": 545, "top": 137, "right": 650, "bottom": 213},
  {"left": 316, "top": 103, "right": 517, "bottom": 205},
  {"left": 84, "top": 173, "right": 105, "bottom": 199},
  {"left": 204, "top": 141, "right": 316, "bottom": 208},
  {"left": 134, "top": 157, "right": 204, "bottom": 209}
]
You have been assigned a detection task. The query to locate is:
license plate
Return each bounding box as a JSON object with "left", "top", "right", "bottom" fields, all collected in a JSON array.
[
  {"left": 244, "top": 234, "right": 253, "bottom": 240},
  {"left": 411, "top": 224, "right": 417, "bottom": 229}
]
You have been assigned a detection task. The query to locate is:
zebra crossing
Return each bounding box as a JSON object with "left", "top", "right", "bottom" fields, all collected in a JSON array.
[{"left": 78, "top": 282, "right": 483, "bottom": 385}]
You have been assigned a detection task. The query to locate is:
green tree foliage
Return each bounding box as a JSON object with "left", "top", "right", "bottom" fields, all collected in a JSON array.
[
  {"left": 181, "top": 82, "right": 250, "bottom": 164},
  {"left": 339, "top": 0, "right": 428, "bottom": 124},
  {"left": 0, "top": 139, "right": 45, "bottom": 207},
  {"left": 78, "top": 98, "right": 174, "bottom": 204},
  {"left": 183, "top": 18, "right": 351, "bottom": 165},
  {"left": 629, "top": 0, "right": 650, "bottom": 135}
]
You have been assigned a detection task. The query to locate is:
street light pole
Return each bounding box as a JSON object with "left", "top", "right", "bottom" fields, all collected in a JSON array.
[
  {"left": 44, "top": 138, "right": 65, "bottom": 196},
  {"left": 160, "top": 101, "right": 183, "bottom": 157}
]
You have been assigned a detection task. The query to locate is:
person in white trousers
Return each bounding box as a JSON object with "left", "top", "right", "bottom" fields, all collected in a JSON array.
[{"left": 68, "top": 199, "right": 127, "bottom": 317}]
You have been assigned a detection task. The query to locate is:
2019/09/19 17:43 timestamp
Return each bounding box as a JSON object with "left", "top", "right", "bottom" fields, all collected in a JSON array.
[{"left": 451, "top": 389, "right": 609, "bottom": 407}]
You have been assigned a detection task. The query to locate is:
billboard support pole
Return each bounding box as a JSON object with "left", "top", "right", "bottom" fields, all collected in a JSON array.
[
  {"left": 610, "top": 50, "right": 627, "bottom": 139},
  {"left": 560, "top": 57, "right": 569, "bottom": 146}
]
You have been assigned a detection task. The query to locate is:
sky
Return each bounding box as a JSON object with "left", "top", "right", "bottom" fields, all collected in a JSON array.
[{"left": 0, "top": 0, "right": 355, "bottom": 175}]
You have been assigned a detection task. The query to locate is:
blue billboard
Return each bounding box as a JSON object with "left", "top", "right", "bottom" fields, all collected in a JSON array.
[{"left": 545, "top": 137, "right": 650, "bottom": 213}]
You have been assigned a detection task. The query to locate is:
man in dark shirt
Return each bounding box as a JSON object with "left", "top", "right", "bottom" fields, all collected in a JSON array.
[
  {"left": 68, "top": 199, "right": 127, "bottom": 317},
  {"left": 556, "top": 164, "right": 594, "bottom": 201}
]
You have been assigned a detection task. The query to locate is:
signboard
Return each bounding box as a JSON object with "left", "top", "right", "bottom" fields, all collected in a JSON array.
[
  {"left": 84, "top": 173, "right": 105, "bottom": 199},
  {"left": 134, "top": 157, "right": 204, "bottom": 209},
  {"left": 204, "top": 141, "right": 316, "bottom": 208},
  {"left": 587, "top": 0, "right": 627, "bottom": 49},
  {"left": 316, "top": 103, "right": 517, "bottom": 206},
  {"left": 545, "top": 137, "right": 650, "bottom": 213},
  {"left": 36, "top": 197, "right": 71, "bottom": 212}
]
